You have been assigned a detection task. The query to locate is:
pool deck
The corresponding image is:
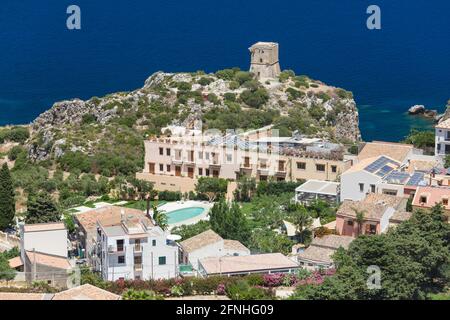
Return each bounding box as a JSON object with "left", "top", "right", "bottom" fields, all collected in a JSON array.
[{"left": 159, "top": 200, "right": 213, "bottom": 229}]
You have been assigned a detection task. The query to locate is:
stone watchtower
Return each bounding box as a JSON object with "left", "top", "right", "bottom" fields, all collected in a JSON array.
[{"left": 249, "top": 42, "right": 281, "bottom": 79}]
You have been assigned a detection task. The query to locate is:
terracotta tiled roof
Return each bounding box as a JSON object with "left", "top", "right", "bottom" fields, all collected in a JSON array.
[
  {"left": 8, "top": 256, "right": 23, "bottom": 269},
  {"left": 180, "top": 229, "right": 223, "bottom": 253},
  {"left": 311, "top": 235, "right": 354, "bottom": 250},
  {"left": 25, "top": 251, "right": 72, "bottom": 270},
  {"left": 52, "top": 284, "right": 121, "bottom": 300},
  {"left": 75, "top": 206, "right": 151, "bottom": 235},
  {"left": 24, "top": 222, "right": 66, "bottom": 233},
  {"left": 223, "top": 240, "right": 250, "bottom": 253},
  {"left": 364, "top": 193, "right": 404, "bottom": 209},
  {"left": 337, "top": 194, "right": 404, "bottom": 221},
  {"left": 0, "top": 293, "right": 50, "bottom": 300},
  {"left": 298, "top": 246, "right": 337, "bottom": 264},
  {"left": 199, "top": 253, "right": 299, "bottom": 275},
  {"left": 436, "top": 118, "right": 450, "bottom": 129},
  {"left": 390, "top": 211, "right": 412, "bottom": 223},
  {"left": 358, "top": 141, "right": 413, "bottom": 163}
]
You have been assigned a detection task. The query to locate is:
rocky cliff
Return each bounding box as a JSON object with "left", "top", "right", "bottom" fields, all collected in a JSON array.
[{"left": 28, "top": 69, "right": 361, "bottom": 162}]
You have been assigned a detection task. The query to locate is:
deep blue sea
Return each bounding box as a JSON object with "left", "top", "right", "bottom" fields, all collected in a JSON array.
[{"left": 0, "top": 0, "right": 449, "bottom": 141}]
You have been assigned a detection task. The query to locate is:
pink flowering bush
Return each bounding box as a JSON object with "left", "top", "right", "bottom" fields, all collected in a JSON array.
[{"left": 216, "top": 284, "right": 226, "bottom": 295}]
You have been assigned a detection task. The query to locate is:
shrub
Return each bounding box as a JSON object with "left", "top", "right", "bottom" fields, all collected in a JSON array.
[
  {"left": 0, "top": 127, "right": 29, "bottom": 143},
  {"left": 279, "top": 70, "right": 295, "bottom": 82},
  {"left": 207, "top": 93, "right": 220, "bottom": 105},
  {"left": 215, "top": 68, "right": 240, "bottom": 80},
  {"left": 81, "top": 114, "right": 96, "bottom": 125},
  {"left": 228, "top": 81, "right": 240, "bottom": 90},
  {"left": 223, "top": 92, "right": 236, "bottom": 102},
  {"left": 7, "top": 145, "right": 26, "bottom": 161},
  {"left": 122, "top": 289, "right": 164, "bottom": 300},
  {"left": 234, "top": 71, "right": 253, "bottom": 85},
  {"left": 175, "top": 82, "right": 192, "bottom": 91},
  {"left": 226, "top": 280, "right": 274, "bottom": 300},
  {"left": 240, "top": 88, "right": 269, "bottom": 108},
  {"left": 286, "top": 87, "right": 305, "bottom": 100},
  {"left": 158, "top": 190, "right": 182, "bottom": 201},
  {"left": 198, "top": 77, "right": 214, "bottom": 86}
]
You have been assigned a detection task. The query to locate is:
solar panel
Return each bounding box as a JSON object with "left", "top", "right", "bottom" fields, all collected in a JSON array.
[
  {"left": 376, "top": 165, "right": 394, "bottom": 177},
  {"left": 407, "top": 172, "right": 425, "bottom": 186},
  {"left": 364, "top": 156, "right": 400, "bottom": 174},
  {"left": 385, "top": 171, "right": 410, "bottom": 184}
]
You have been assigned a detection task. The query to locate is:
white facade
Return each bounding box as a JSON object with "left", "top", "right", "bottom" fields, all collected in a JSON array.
[
  {"left": 19, "top": 223, "right": 68, "bottom": 258},
  {"left": 435, "top": 124, "right": 450, "bottom": 157},
  {"left": 340, "top": 170, "right": 381, "bottom": 201},
  {"left": 94, "top": 221, "right": 179, "bottom": 281}
]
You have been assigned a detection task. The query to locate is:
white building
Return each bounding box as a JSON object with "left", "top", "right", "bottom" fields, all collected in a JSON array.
[
  {"left": 92, "top": 211, "right": 179, "bottom": 281},
  {"left": 435, "top": 118, "right": 450, "bottom": 157},
  {"left": 179, "top": 229, "right": 250, "bottom": 271},
  {"left": 294, "top": 179, "right": 340, "bottom": 205},
  {"left": 19, "top": 222, "right": 68, "bottom": 258}
]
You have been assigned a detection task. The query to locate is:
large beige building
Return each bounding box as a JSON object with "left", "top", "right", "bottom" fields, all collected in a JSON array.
[{"left": 136, "top": 126, "right": 352, "bottom": 193}]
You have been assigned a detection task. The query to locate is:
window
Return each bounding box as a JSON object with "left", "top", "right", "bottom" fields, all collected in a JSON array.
[
  {"left": 159, "top": 147, "right": 163, "bottom": 155},
  {"left": 205, "top": 169, "right": 210, "bottom": 176},
  {"left": 198, "top": 151, "right": 203, "bottom": 159},
  {"left": 316, "top": 164, "right": 325, "bottom": 172},
  {"left": 383, "top": 189, "right": 397, "bottom": 196},
  {"left": 359, "top": 183, "right": 364, "bottom": 192},
  {"left": 370, "top": 184, "right": 376, "bottom": 193},
  {"left": 152, "top": 239, "right": 156, "bottom": 246},
  {"left": 443, "top": 198, "right": 449, "bottom": 206},
  {"left": 158, "top": 256, "right": 167, "bottom": 265},
  {"left": 198, "top": 168, "right": 203, "bottom": 176},
  {"left": 118, "top": 256, "right": 125, "bottom": 264},
  {"left": 297, "top": 162, "right": 306, "bottom": 170},
  {"left": 116, "top": 239, "right": 124, "bottom": 252},
  {"left": 166, "top": 148, "right": 171, "bottom": 156},
  {"left": 420, "top": 195, "right": 427, "bottom": 204},
  {"left": 331, "top": 165, "right": 337, "bottom": 173},
  {"left": 226, "top": 154, "right": 232, "bottom": 163},
  {"left": 159, "top": 164, "right": 164, "bottom": 172},
  {"left": 205, "top": 152, "right": 210, "bottom": 160},
  {"left": 347, "top": 220, "right": 354, "bottom": 226},
  {"left": 166, "top": 165, "right": 171, "bottom": 172}
]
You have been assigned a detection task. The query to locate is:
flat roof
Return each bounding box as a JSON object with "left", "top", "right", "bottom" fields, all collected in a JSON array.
[
  {"left": 295, "top": 179, "right": 340, "bottom": 196},
  {"left": 24, "top": 222, "right": 66, "bottom": 233},
  {"left": 199, "top": 253, "right": 299, "bottom": 275}
]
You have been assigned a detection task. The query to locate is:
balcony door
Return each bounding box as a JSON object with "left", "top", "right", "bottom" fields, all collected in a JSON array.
[
  {"left": 148, "top": 163, "right": 155, "bottom": 174},
  {"left": 175, "top": 166, "right": 182, "bottom": 177}
]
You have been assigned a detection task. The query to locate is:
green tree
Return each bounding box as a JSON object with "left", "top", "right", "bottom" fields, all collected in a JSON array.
[
  {"left": 209, "top": 200, "right": 251, "bottom": 245},
  {"left": 25, "top": 192, "right": 60, "bottom": 224},
  {"left": 152, "top": 205, "right": 168, "bottom": 231},
  {"left": 0, "top": 163, "right": 15, "bottom": 230},
  {"left": 234, "top": 176, "right": 256, "bottom": 202},
  {"left": 444, "top": 155, "right": 450, "bottom": 168},
  {"left": 195, "top": 177, "right": 228, "bottom": 202},
  {"left": 0, "top": 254, "right": 16, "bottom": 281},
  {"left": 171, "top": 220, "right": 211, "bottom": 240},
  {"left": 289, "top": 204, "right": 312, "bottom": 243},
  {"left": 352, "top": 207, "right": 366, "bottom": 236},
  {"left": 291, "top": 205, "right": 450, "bottom": 300}
]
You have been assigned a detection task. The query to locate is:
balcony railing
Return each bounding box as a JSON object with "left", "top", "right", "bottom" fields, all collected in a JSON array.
[
  {"left": 134, "top": 264, "right": 143, "bottom": 271},
  {"left": 133, "top": 245, "right": 143, "bottom": 253},
  {"left": 108, "top": 246, "right": 125, "bottom": 254}
]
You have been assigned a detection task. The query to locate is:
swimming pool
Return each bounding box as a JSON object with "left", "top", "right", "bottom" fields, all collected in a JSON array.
[{"left": 167, "top": 207, "right": 205, "bottom": 224}]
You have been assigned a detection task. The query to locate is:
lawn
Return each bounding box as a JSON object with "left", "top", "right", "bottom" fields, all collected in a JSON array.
[{"left": 123, "top": 200, "right": 168, "bottom": 211}]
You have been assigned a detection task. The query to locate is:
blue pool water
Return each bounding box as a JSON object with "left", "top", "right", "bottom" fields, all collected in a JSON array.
[{"left": 167, "top": 207, "right": 205, "bottom": 224}]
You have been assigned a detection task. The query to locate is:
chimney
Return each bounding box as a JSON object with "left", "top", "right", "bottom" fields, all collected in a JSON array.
[{"left": 120, "top": 209, "right": 125, "bottom": 223}]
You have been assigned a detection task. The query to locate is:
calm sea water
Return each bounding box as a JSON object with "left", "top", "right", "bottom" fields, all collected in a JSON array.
[{"left": 0, "top": 0, "right": 449, "bottom": 141}]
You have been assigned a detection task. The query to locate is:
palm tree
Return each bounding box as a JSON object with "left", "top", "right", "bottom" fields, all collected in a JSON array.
[
  {"left": 152, "top": 205, "right": 168, "bottom": 231},
  {"left": 352, "top": 207, "right": 366, "bottom": 236},
  {"left": 289, "top": 204, "right": 312, "bottom": 243}
]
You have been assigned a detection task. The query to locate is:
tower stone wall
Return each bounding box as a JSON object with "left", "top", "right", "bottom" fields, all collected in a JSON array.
[{"left": 249, "top": 42, "right": 281, "bottom": 79}]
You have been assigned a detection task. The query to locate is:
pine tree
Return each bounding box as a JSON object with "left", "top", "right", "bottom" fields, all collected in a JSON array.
[
  {"left": 25, "top": 192, "right": 60, "bottom": 224},
  {"left": 0, "top": 163, "right": 15, "bottom": 230}
]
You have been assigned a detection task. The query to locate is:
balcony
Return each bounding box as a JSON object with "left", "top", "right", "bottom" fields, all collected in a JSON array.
[
  {"left": 171, "top": 156, "right": 183, "bottom": 165},
  {"left": 240, "top": 163, "right": 253, "bottom": 172},
  {"left": 133, "top": 245, "right": 143, "bottom": 254},
  {"left": 209, "top": 160, "right": 221, "bottom": 168},
  {"left": 257, "top": 164, "right": 270, "bottom": 175},
  {"left": 134, "top": 264, "right": 143, "bottom": 271},
  {"left": 107, "top": 245, "right": 125, "bottom": 254}
]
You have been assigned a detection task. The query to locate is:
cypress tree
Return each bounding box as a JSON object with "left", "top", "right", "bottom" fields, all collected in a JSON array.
[
  {"left": 0, "top": 163, "right": 15, "bottom": 230},
  {"left": 26, "top": 192, "right": 60, "bottom": 224}
]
